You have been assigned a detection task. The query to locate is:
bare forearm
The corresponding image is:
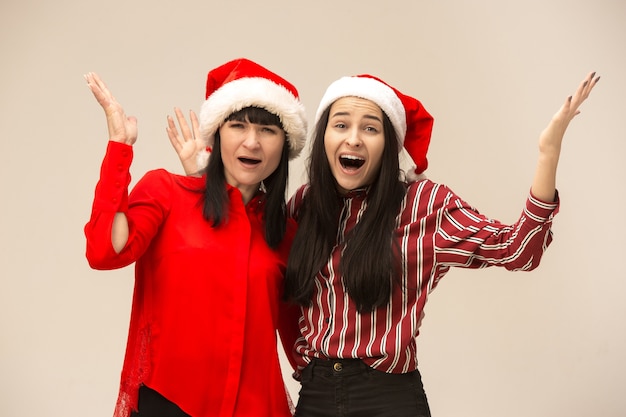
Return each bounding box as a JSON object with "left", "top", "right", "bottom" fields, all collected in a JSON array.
[
  {"left": 531, "top": 127, "right": 562, "bottom": 202},
  {"left": 112, "top": 212, "right": 129, "bottom": 253}
]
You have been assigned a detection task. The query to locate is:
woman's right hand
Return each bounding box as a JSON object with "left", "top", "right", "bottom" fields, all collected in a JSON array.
[
  {"left": 166, "top": 107, "right": 204, "bottom": 176},
  {"left": 85, "top": 72, "right": 138, "bottom": 145}
]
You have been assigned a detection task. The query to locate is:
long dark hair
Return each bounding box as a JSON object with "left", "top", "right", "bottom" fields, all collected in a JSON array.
[
  {"left": 285, "top": 106, "right": 407, "bottom": 311},
  {"left": 202, "top": 106, "right": 289, "bottom": 249}
]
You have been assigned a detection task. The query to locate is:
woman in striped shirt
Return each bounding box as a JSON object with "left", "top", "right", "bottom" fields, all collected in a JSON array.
[{"left": 283, "top": 72, "right": 599, "bottom": 417}]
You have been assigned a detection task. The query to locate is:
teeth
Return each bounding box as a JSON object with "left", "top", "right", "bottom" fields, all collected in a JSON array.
[
  {"left": 341, "top": 155, "right": 364, "bottom": 161},
  {"left": 340, "top": 155, "right": 365, "bottom": 169}
]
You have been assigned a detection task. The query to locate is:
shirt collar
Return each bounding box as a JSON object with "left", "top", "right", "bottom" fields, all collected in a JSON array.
[{"left": 338, "top": 186, "right": 369, "bottom": 200}]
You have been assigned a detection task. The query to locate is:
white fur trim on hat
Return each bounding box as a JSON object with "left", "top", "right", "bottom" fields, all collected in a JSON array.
[
  {"left": 198, "top": 76, "right": 307, "bottom": 166},
  {"left": 314, "top": 76, "right": 407, "bottom": 145}
]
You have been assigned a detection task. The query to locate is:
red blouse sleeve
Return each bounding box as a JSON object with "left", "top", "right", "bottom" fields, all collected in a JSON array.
[{"left": 84, "top": 141, "right": 171, "bottom": 270}]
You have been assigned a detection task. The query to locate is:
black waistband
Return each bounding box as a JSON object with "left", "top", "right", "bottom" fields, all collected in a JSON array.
[
  {"left": 307, "top": 357, "right": 369, "bottom": 375},
  {"left": 310, "top": 357, "right": 364, "bottom": 367}
]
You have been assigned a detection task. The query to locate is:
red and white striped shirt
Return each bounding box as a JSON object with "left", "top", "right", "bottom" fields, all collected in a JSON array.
[{"left": 287, "top": 179, "right": 559, "bottom": 374}]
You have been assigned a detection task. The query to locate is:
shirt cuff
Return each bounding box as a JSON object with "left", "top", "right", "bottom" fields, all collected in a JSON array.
[
  {"left": 526, "top": 189, "right": 560, "bottom": 222},
  {"left": 93, "top": 141, "right": 133, "bottom": 213}
]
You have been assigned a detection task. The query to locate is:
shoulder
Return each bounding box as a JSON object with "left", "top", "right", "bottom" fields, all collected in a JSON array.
[
  {"left": 287, "top": 183, "right": 310, "bottom": 220},
  {"left": 292, "top": 183, "right": 310, "bottom": 200},
  {"left": 404, "top": 178, "right": 452, "bottom": 201},
  {"left": 138, "top": 169, "right": 204, "bottom": 188},
  {"left": 399, "top": 178, "right": 470, "bottom": 218},
  {"left": 134, "top": 168, "right": 174, "bottom": 190},
  {"left": 132, "top": 169, "right": 204, "bottom": 202}
]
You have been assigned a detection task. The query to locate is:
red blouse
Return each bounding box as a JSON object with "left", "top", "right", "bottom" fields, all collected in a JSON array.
[{"left": 85, "top": 141, "right": 300, "bottom": 417}]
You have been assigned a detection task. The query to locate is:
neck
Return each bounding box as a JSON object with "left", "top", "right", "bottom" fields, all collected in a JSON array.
[{"left": 237, "top": 184, "right": 261, "bottom": 205}]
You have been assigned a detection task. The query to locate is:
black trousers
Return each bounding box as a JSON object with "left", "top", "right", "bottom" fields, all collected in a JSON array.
[
  {"left": 130, "top": 385, "right": 191, "bottom": 417},
  {"left": 294, "top": 358, "right": 432, "bottom": 417}
]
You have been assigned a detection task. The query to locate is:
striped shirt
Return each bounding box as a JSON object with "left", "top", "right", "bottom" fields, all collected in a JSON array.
[{"left": 287, "top": 179, "right": 559, "bottom": 374}]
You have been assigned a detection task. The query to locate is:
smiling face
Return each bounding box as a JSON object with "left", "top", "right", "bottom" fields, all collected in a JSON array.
[
  {"left": 219, "top": 114, "right": 286, "bottom": 202},
  {"left": 324, "top": 96, "right": 386, "bottom": 194}
]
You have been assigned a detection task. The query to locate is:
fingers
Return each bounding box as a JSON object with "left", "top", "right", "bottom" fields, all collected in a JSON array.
[
  {"left": 85, "top": 72, "right": 113, "bottom": 101},
  {"left": 190, "top": 110, "right": 201, "bottom": 139},
  {"left": 175, "top": 107, "right": 194, "bottom": 141},
  {"left": 84, "top": 72, "right": 123, "bottom": 116},
  {"left": 84, "top": 72, "right": 107, "bottom": 105},
  {"left": 561, "top": 72, "right": 600, "bottom": 120},
  {"left": 572, "top": 72, "right": 600, "bottom": 104},
  {"left": 85, "top": 72, "right": 137, "bottom": 144},
  {"left": 85, "top": 72, "right": 106, "bottom": 92},
  {"left": 167, "top": 107, "right": 199, "bottom": 143},
  {"left": 166, "top": 115, "right": 183, "bottom": 151}
]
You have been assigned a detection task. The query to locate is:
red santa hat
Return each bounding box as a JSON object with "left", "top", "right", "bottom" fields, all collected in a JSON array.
[
  {"left": 314, "top": 74, "right": 434, "bottom": 181},
  {"left": 197, "top": 58, "right": 307, "bottom": 169}
]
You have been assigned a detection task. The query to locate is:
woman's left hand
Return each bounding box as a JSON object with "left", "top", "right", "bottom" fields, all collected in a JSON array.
[
  {"left": 531, "top": 71, "right": 600, "bottom": 202},
  {"left": 166, "top": 107, "right": 204, "bottom": 176},
  {"left": 539, "top": 71, "right": 600, "bottom": 157}
]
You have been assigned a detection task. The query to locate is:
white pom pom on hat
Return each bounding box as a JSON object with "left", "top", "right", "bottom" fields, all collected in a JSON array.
[
  {"left": 314, "top": 74, "right": 434, "bottom": 181},
  {"left": 197, "top": 58, "right": 308, "bottom": 170}
]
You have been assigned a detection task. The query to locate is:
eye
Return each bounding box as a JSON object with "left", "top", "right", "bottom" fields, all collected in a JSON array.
[
  {"left": 334, "top": 122, "right": 347, "bottom": 129},
  {"left": 227, "top": 121, "right": 245, "bottom": 129},
  {"left": 365, "top": 126, "right": 379, "bottom": 133},
  {"left": 261, "top": 126, "right": 280, "bottom": 134}
]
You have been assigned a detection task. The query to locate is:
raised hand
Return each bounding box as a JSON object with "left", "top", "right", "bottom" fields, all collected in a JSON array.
[
  {"left": 539, "top": 71, "right": 600, "bottom": 156},
  {"left": 166, "top": 108, "right": 205, "bottom": 176},
  {"left": 532, "top": 71, "right": 600, "bottom": 201},
  {"left": 84, "top": 72, "right": 138, "bottom": 145}
]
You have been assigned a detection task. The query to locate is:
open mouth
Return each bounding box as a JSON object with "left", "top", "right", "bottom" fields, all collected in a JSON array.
[
  {"left": 238, "top": 157, "right": 261, "bottom": 165},
  {"left": 340, "top": 155, "right": 365, "bottom": 169}
]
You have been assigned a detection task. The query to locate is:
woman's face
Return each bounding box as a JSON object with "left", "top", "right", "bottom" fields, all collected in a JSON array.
[
  {"left": 219, "top": 116, "right": 286, "bottom": 201},
  {"left": 324, "top": 96, "right": 386, "bottom": 194}
]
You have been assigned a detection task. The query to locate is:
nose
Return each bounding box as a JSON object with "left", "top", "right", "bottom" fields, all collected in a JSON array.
[
  {"left": 242, "top": 128, "right": 261, "bottom": 150},
  {"left": 345, "top": 128, "right": 362, "bottom": 147}
]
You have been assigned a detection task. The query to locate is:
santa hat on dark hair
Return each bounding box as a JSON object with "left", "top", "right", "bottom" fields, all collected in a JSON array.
[
  {"left": 197, "top": 58, "right": 307, "bottom": 169},
  {"left": 314, "top": 74, "right": 434, "bottom": 181}
]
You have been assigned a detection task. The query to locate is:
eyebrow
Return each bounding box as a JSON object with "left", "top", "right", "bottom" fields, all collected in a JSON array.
[{"left": 330, "top": 111, "right": 383, "bottom": 123}]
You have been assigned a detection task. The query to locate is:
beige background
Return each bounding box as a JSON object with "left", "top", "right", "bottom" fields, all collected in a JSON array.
[{"left": 1, "top": 0, "right": 625, "bottom": 416}]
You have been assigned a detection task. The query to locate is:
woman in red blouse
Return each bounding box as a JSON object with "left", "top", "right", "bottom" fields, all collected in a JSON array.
[
  {"left": 283, "top": 72, "right": 599, "bottom": 417},
  {"left": 84, "top": 58, "right": 306, "bottom": 417}
]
